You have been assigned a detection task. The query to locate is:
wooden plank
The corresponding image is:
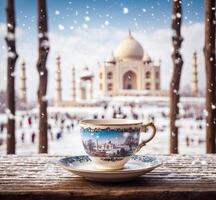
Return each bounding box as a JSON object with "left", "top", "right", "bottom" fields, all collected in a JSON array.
[{"left": 0, "top": 155, "right": 216, "bottom": 200}]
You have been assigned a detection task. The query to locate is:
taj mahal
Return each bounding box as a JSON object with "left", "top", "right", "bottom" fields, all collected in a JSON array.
[
  {"left": 98, "top": 30, "right": 163, "bottom": 96},
  {"left": 18, "top": 31, "right": 199, "bottom": 106}
]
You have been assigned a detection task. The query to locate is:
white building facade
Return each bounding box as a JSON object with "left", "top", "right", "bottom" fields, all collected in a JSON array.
[{"left": 98, "top": 31, "right": 164, "bottom": 96}]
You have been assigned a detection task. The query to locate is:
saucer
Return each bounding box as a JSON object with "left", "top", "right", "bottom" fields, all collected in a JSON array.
[{"left": 58, "top": 155, "right": 162, "bottom": 182}]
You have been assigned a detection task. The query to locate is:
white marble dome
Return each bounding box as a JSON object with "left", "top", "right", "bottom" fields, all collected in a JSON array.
[{"left": 114, "top": 31, "right": 144, "bottom": 60}]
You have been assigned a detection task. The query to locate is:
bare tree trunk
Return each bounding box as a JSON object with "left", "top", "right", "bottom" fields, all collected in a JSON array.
[
  {"left": 170, "top": 0, "right": 183, "bottom": 154},
  {"left": 204, "top": 0, "right": 216, "bottom": 153},
  {"left": 37, "top": 0, "right": 49, "bottom": 153},
  {"left": 5, "top": 0, "right": 18, "bottom": 154}
]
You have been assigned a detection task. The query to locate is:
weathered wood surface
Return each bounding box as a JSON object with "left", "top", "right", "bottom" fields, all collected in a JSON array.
[{"left": 0, "top": 155, "right": 216, "bottom": 200}]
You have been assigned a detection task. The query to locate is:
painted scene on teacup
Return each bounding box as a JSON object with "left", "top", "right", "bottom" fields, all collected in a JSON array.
[{"left": 81, "top": 128, "right": 140, "bottom": 158}]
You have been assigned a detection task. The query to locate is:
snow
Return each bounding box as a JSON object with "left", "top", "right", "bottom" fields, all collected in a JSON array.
[
  {"left": 176, "top": 13, "right": 181, "bottom": 18},
  {"left": 104, "top": 21, "right": 109, "bottom": 26},
  {"left": 70, "top": 26, "right": 74, "bottom": 30},
  {"left": 211, "top": 104, "right": 216, "bottom": 110},
  {"left": 6, "top": 33, "right": 15, "bottom": 41},
  {"left": 123, "top": 7, "right": 129, "bottom": 14},
  {"left": 55, "top": 10, "right": 60, "bottom": 15},
  {"left": 84, "top": 16, "right": 90, "bottom": 21},
  {"left": 58, "top": 24, "right": 64, "bottom": 30},
  {"left": 83, "top": 24, "right": 88, "bottom": 29},
  {"left": 0, "top": 98, "right": 206, "bottom": 155},
  {"left": 41, "top": 40, "right": 49, "bottom": 49},
  {"left": 8, "top": 52, "right": 16, "bottom": 59}
]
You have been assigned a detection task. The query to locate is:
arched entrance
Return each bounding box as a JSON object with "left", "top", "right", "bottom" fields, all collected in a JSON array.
[{"left": 123, "top": 70, "right": 137, "bottom": 90}]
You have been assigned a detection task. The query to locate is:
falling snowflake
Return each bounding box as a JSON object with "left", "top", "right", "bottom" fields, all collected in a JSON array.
[
  {"left": 104, "top": 20, "right": 109, "bottom": 26},
  {"left": 42, "top": 95, "right": 48, "bottom": 102},
  {"left": 83, "top": 24, "right": 88, "bottom": 28},
  {"left": 211, "top": 104, "right": 216, "bottom": 110},
  {"left": 173, "top": 89, "right": 178, "bottom": 94},
  {"left": 176, "top": 13, "right": 181, "bottom": 18},
  {"left": 8, "top": 52, "right": 16, "bottom": 58},
  {"left": 84, "top": 16, "right": 90, "bottom": 21},
  {"left": 204, "top": 109, "right": 208, "bottom": 116},
  {"left": 55, "top": 10, "right": 60, "bottom": 15},
  {"left": 123, "top": 7, "right": 129, "bottom": 14},
  {"left": 58, "top": 24, "right": 64, "bottom": 30},
  {"left": 7, "top": 33, "right": 15, "bottom": 40}
]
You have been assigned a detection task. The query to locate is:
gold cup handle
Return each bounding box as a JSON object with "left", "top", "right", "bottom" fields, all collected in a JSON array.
[{"left": 135, "top": 122, "right": 157, "bottom": 153}]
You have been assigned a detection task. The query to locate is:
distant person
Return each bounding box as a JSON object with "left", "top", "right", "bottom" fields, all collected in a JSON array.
[
  {"left": 132, "top": 113, "right": 138, "bottom": 120},
  {"left": 113, "top": 111, "right": 117, "bottom": 118},
  {"left": 28, "top": 117, "right": 32, "bottom": 127},
  {"left": 123, "top": 114, "right": 127, "bottom": 119},
  {"left": 93, "top": 114, "right": 98, "bottom": 119},
  {"left": 66, "top": 125, "right": 70, "bottom": 132},
  {"left": 186, "top": 136, "right": 190, "bottom": 147},
  {"left": 0, "top": 123, "right": 4, "bottom": 133},
  {"left": 61, "top": 119, "right": 65, "bottom": 124},
  {"left": 56, "top": 131, "right": 62, "bottom": 140},
  {"left": 55, "top": 114, "right": 58, "bottom": 122},
  {"left": 19, "top": 120, "right": 23, "bottom": 128},
  {"left": 50, "top": 131, "right": 54, "bottom": 140},
  {"left": 21, "top": 132, "right": 25, "bottom": 143},
  {"left": 103, "top": 104, "right": 108, "bottom": 110},
  {"left": 31, "top": 132, "right": 36, "bottom": 144},
  {"left": 48, "top": 124, "right": 52, "bottom": 131},
  {"left": 71, "top": 122, "right": 74, "bottom": 129},
  {"left": 198, "top": 138, "right": 204, "bottom": 144},
  {"left": 118, "top": 107, "right": 122, "bottom": 114},
  {"left": 161, "top": 112, "right": 166, "bottom": 118}
]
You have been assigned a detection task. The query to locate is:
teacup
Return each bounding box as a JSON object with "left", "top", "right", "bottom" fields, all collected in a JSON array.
[{"left": 80, "top": 119, "right": 156, "bottom": 170}]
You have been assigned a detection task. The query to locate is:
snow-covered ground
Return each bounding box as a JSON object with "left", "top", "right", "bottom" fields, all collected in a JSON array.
[{"left": 0, "top": 99, "right": 206, "bottom": 155}]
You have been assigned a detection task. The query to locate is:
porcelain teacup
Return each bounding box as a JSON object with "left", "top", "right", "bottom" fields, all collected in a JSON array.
[{"left": 80, "top": 119, "right": 156, "bottom": 170}]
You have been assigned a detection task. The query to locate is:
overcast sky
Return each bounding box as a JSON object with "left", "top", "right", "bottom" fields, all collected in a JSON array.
[{"left": 0, "top": 0, "right": 205, "bottom": 101}]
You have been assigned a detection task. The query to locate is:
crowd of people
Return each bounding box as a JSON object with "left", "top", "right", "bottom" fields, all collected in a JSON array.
[{"left": 0, "top": 102, "right": 206, "bottom": 151}]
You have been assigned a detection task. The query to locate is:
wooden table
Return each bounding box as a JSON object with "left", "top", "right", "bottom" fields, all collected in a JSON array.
[{"left": 0, "top": 155, "right": 216, "bottom": 200}]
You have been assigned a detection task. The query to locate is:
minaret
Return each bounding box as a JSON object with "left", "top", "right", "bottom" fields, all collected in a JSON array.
[
  {"left": 19, "top": 60, "right": 27, "bottom": 103},
  {"left": 128, "top": 28, "right": 132, "bottom": 38},
  {"left": 72, "top": 66, "right": 76, "bottom": 101},
  {"left": 191, "top": 51, "right": 199, "bottom": 96},
  {"left": 90, "top": 79, "right": 93, "bottom": 100},
  {"left": 80, "top": 82, "right": 86, "bottom": 100},
  {"left": 55, "top": 54, "right": 62, "bottom": 106}
]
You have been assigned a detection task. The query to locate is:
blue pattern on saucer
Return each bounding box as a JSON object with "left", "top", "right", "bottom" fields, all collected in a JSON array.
[{"left": 59, "top": 155, "right": 160, "bottom": 167}]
